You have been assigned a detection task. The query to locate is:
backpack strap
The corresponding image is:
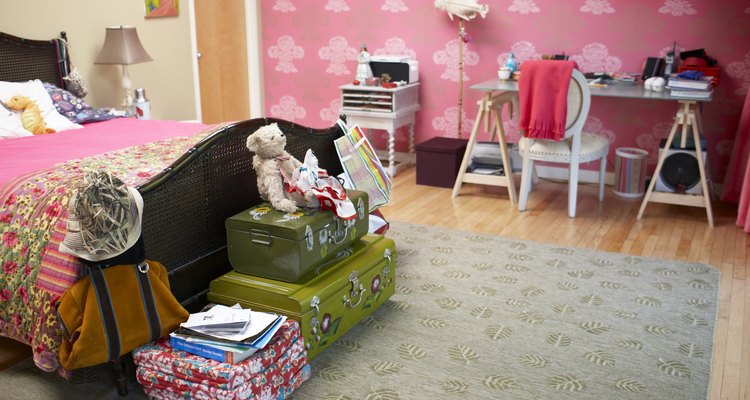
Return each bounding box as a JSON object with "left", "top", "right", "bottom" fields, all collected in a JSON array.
[
  {"left": 135, "top": 261, "right": 162, "bottom": 342},
  {"left": 86, "top": 264, "right": 120, "bottom": 362}
]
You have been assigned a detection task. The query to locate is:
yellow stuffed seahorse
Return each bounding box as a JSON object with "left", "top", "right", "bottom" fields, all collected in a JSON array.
[{"left": 4, "top": 95, "right": 56, "bottom": 134}]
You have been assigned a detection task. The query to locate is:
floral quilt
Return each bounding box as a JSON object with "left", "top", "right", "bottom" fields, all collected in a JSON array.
[{"left": 0, "top": 126, "right": 218, "bottom": 374}]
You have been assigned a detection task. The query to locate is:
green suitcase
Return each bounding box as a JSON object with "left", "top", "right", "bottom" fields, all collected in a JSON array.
[
  {"left": 225, "top": 190, "right": 368, "bottom": 282},
  {"left": 208, "top": 234, "right": 395, "bottom": 359}
]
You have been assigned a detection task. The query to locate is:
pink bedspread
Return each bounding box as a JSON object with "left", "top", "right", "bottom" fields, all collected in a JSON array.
[
  {"left": 0, "top": 119, "right": 222, "bottom": 375},
  {"left": 0, "top": 118, "right": 207, "bottom": 186}
]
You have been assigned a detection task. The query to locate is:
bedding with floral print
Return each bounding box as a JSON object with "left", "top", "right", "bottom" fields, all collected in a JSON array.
[
  {"left": 42, "top": 83, "right": 122, "bottom": 124},
  {"left": 0, "top": 126, "right": 217, "bottom": 375}
]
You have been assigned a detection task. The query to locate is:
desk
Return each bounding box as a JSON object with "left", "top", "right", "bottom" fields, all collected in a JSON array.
[
  {"left": 340, "top": 83, "right": 420, "bottom": 178},
  {"left": 455, "top": 78, "right": 714, "bottom": 226}
]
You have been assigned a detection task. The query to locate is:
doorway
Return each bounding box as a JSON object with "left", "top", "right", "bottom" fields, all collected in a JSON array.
[{"left": 194, "top": 0, "right": 250, "bottom": 124}]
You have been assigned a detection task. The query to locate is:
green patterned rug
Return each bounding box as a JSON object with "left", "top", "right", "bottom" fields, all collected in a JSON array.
[
  {"left": 293, "top": 221, "right": 720, "bottom": 400},
  {"left": 0, "top": 221, "right": 720, "bottom": 399}
]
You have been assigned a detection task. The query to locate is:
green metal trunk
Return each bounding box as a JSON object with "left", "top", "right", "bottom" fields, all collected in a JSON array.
[
  {"left": 225, "top": 190, "right": 368, "bottom": 282},
  {"left": 208, "top": 234, "right": 396, "bottom": 359}
]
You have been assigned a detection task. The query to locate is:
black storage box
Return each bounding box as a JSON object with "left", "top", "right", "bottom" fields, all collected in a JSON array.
[{"left": 416, "top": 137, "right": 468, "bottom": 188}]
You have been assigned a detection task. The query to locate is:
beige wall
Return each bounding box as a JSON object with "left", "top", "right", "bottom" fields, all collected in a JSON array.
[{"left": 0, "top": 0, "right": 196, "bottom": 121}]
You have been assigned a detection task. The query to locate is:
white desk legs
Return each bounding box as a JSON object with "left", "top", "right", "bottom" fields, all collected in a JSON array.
[
  {"left": 452, "top": 92, "right": 518, "bottom": 205},
  {"left": 637, "top": 100, "right": 714, "bottom": 227},
  {"left": 408, "top": 120, "right": 415, "bottom": 165},
  {"left": 387, "top": 127, "right": 396, "bottom": 178}
]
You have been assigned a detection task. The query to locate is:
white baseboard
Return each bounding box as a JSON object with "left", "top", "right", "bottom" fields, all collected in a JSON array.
[
  {"left": 533, "top": 165, "right": 615, "bottom": 186},
  {"left": 530, "top": 165, "right": 724, "bottom": 199}
]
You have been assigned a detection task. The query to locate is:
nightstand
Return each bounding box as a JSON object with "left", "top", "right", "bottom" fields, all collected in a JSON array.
[{"left": 340, "top": 82, "right": 420, "bottom": 178}]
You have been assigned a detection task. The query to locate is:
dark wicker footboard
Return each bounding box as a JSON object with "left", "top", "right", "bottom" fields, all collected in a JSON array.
[{"left": 137, "top": 118, "right": 345, "bottom": 309}]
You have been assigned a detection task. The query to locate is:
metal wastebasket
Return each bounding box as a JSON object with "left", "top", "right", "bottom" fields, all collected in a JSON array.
[{"left": 614, "top": 147, "right": 648, "bottom": 198}]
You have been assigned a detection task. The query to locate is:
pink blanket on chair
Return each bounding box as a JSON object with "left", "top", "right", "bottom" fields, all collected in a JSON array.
[{"left": 518, "top": 60, "right": 576, "bottom": 142}]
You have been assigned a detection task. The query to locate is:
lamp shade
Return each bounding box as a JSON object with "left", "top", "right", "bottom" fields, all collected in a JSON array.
[{"left": 95, "top": 26, "right": 153, "bottom": 65}]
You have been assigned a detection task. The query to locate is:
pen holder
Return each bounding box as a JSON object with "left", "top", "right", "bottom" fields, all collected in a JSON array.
[{"left": 498, "top": 67, "right": 512, "bottom": 80}]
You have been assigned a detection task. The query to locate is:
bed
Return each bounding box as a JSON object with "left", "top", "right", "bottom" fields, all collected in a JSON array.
[{"left": 0, "top": 31, "right": 345, "bottom": 375}]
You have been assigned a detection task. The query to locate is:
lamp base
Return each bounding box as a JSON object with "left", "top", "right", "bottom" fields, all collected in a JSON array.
[{"left": 121, "top": 64, "right": 134, "bottom": 110}]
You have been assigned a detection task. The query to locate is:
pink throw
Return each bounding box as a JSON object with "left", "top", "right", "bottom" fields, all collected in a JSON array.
[{"left": 518, "top": 60, "right": 576, "bottom": 142}]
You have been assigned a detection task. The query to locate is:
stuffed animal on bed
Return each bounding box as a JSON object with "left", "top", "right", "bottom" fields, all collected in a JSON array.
[
  {"left": 4, "top": 95, "right": 56, "bottom": 134},
  {"left": 246, "top": 123, "right": 318, "bottom": 213}
]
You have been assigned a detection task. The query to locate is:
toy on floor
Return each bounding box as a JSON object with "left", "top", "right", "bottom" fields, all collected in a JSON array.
[{"left": 4, "top": 95, "right": 55, "bottom": 134}]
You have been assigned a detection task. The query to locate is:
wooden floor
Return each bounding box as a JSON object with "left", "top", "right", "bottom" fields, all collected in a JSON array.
[
  {"left": 0, "top": 166, "right": 747, "bottom": 399},
  {"left": 379, "top": 167, "right": 748, "bottom": 400}
]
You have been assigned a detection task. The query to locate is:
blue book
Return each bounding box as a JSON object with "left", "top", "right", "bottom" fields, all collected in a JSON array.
[
  {"left": 248, "top": 316, "right": 287, "bottom": 349},
  {"left": 169, "top": 333, "right": 259, "bottom": 364}
]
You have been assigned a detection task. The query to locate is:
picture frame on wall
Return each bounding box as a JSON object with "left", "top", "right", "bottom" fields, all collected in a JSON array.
[{"left": 145, "top": 0, "right": 179, "bottom": 18}]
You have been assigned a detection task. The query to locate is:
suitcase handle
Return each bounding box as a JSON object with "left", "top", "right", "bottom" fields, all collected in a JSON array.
[
  {"left": 250, "top": 229, "right": 272, "bottom": 247},
  {"left": 343, "top": 271, "right": 365, "bottom": 308},
  {"left": 329, "top": 218, "right": 351, "bottom": 245},
  {"left": 343, "top": 285, "right": 365, "bottom": 308}
]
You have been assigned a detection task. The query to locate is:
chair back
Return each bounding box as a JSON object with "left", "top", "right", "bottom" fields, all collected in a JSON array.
[{"left": 562, "top": 69, "right": 591, "bottom": 140}]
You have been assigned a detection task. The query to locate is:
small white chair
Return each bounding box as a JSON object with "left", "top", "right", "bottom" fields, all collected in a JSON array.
[{"left": 517, "top": 69, "right": 609, "bottom": 218}]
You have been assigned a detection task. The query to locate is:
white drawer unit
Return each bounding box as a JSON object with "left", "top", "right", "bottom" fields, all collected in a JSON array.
[
  {"left": 340, "top": 83, "right": 419, "bottom": 114},
  {"left": 339, "top": 83, "right": 421, "bottom": 178}
]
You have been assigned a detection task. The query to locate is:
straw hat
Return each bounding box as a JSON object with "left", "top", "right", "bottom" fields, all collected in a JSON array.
[{"left": 60, "top": 171, "right": 143, "bottom": 262}]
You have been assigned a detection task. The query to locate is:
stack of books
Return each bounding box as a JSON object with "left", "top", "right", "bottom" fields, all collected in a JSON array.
[
  {"left": 666, "top": 75, "right": 713, "bottom": 99},
  {"left": 468, "top": 142, "right": 521, "bottom": 175},
  {"left": 169, "top": 304, "right": 287, "bottom": 363}
]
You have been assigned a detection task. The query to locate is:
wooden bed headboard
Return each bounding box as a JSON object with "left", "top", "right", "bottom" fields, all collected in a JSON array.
[{"left": 0, "top": 31, "right": 71, "bottom": 90}]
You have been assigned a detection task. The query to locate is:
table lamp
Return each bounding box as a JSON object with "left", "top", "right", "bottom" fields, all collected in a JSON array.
[{"left": 95, "top": 26, "right": 153, "bottom": 109}]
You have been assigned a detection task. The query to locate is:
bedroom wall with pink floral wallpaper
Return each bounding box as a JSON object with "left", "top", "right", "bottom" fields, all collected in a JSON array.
[{"left": 260, "top": 0, "right": 750, "bottom": 181}]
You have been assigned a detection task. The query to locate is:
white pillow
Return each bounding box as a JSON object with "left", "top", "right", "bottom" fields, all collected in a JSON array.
[
  {"left": 0, "top": 79, "right": 83, "bottom": 135},
  {"left": 0, "top": 101, "right": 32, "bottom": 139}
]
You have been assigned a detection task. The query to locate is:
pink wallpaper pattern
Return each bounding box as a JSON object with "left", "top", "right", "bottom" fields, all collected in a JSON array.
[{"left": 260, "top": 0, "right": 750, "bottom": 180}]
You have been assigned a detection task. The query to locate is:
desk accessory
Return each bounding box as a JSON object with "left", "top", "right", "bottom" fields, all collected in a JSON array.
[
  {"left": 642, "top": 57, "right": 664, "bottom": 80},
  {"left": 664, "top": 41, "right": 677, "bottom": 77}
]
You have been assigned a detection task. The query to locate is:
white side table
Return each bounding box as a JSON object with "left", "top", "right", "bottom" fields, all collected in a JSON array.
[{"left": 340, "top": 82, "right": 420, "bottom": 177}]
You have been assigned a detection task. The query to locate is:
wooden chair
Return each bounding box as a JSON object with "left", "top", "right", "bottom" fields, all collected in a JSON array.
[{"left": 517, "top": 69, "right": 609, "bottom": 218}]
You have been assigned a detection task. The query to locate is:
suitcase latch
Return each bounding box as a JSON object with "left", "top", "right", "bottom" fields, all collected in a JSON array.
[
  {"left": 343, "top": 270, "right": 365, "bottom": 308},
  {"left": 250, "top": 229, "right": 272, "bottom": 247},
  {"left": 310, "top": 296, "right": 320, "bottom": 315},
  {"left": 329, "top": 217, "right": 350, "bottom": 245}
]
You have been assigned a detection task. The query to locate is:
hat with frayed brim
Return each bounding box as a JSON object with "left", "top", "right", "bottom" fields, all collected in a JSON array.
[{"left": 60, "top": 171, "right": 143, "bottom": 262}]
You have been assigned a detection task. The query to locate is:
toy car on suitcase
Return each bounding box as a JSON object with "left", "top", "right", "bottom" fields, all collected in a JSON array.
[
  {"left": 209, "top": 234, "right": 395, "bottom": 359},
  {"left": 226, "top": 190, "right": 368, "bottom": 282}
]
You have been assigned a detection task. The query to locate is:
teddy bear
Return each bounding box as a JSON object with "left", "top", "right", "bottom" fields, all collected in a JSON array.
[
  {"left": 4, "top": 95, "right": 55, "bottom": 134},
  {"left": 246, "top": 123, "right": 319, "bottom": 213}
]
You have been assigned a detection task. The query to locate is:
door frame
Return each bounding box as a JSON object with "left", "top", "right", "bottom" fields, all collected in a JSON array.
[{"left": 187, "top": 0, "right": 263, "bottom": 122}]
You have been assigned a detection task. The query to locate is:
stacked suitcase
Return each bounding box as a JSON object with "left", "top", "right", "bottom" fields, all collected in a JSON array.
[
  {"left": 133, "top": 320, "right": 309, "bottom": 399},
  {"left": 208, "top": 191, "right": 396, "bottom": 359}
]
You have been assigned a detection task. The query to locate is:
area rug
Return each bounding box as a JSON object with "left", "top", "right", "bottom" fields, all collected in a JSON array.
[
  {"left": 0, "top": 221, "right": 720, "bottom": 399},
  {"left": 293, "top": 221, "right": 720, "bottom": 400}
]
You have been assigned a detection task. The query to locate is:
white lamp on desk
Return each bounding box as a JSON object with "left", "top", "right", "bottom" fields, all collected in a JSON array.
[{"left": 95, "top": 26, "right": 153, "bottom": 109}]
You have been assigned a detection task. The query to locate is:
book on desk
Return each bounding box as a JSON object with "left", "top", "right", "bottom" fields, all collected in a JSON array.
[{"left": 667, "top": 75, "right": 713, "bottom": 90}]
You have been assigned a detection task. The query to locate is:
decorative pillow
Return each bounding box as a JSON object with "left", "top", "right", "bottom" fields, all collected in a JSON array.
[
  {"left": 0, "top": 79, "right": 83, "bottom": 135},
  {"left": 43, "top": 83, "right": 122, "bottom": 124}
]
